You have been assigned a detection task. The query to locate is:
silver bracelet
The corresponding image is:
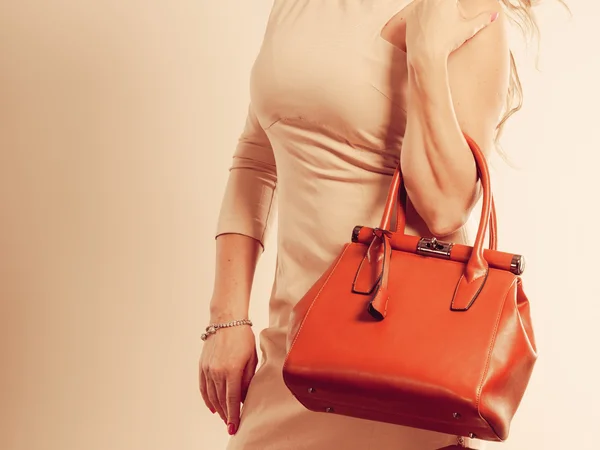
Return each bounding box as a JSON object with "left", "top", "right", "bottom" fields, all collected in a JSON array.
[{"left": 201, "top": 318, "right": 253, "bottom": 341}]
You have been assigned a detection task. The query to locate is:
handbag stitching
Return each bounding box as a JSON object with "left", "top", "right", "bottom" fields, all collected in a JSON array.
[
  {"left": 282, "top": 243, "right": 352, "bottom": 372},
  {"left": 381, "top": 237, "right": 394, "bottom": 316},
  {"left": 474, "top": 277, "right": 518, "bottom": 440},
  {"left": 450, "top": 268, "right": 490, "bottom": 311},
  {"left": 367, "top": 235, "right": 392, "bottom": 320},
  {"left": 351, "top": 238, "right": 382, "bottom": 295}
]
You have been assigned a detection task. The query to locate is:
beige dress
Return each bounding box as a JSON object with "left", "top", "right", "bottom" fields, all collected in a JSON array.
[{"left": 215, "top": 1, "right": 479, "bottom": 448}]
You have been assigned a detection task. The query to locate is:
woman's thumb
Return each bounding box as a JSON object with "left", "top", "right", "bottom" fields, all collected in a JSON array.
[{"left": 463, "top": 10, "right": 499, "bottom": 41}]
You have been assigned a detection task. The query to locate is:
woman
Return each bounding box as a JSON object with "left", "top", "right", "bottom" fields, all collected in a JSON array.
[{"left": 199, "top": 0, "right": 542, "bottom": 448}]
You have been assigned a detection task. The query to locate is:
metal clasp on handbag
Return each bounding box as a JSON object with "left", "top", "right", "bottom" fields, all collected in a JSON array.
[{"left": 416, "top": 237, "right": 453, "bottom": 259}]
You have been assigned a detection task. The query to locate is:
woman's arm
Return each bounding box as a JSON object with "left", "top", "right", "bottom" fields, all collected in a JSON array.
[
  {"left": 400, "top": 0, "right": 510, "bottom": 237},
  {"left": 210, "top": 103, "right": 277, "bottom": 320},
  {"left": 209, "top": 234, "right": 262, "bottom": 321},
  {"left": 200, "top": 103, "right": 276, "bottom": 431}
]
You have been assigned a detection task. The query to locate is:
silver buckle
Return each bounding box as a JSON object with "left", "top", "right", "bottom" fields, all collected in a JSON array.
[{"left": 416, "top": 237, "right": 453, "bottom": 259}]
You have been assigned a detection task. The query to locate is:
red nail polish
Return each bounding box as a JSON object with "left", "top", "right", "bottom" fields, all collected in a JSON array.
[
  {"left": 209, "top": 407, "right": 216, "bottom": 414},
  {"left": 227, "top": 423, "right": 237, "bottom": 435},
  {"left": 490, "top": 12, "right": 499, "bottom": 22}
]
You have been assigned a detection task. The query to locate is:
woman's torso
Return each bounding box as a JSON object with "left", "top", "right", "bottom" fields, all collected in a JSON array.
[{"left": 249, "top": 0, "right": 470, "bottom": 314}]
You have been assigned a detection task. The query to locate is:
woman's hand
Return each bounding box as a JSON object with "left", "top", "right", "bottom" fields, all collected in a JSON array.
[
  {"left": 404, "top": 0, "right": 500, "bottom": 64},
  {"left": 199, "top": 320, "right": 258, "bottom": 436}
]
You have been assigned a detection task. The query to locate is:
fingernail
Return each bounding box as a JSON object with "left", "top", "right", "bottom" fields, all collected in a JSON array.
[
  {"left": 490, "top": 12, "right": 499, "bottom": 22},
  {"left": 227, "top": 423, "right": 237, "bottom": 435},
  {"left": 209, "top": 407, "right": 216, "bottom": 414}
]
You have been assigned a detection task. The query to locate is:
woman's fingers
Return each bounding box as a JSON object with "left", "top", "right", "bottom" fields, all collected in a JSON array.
[
  {"left": 226, "top": 375, "right": 243, "bottom": 435},
  {"left": 199, "top": 368, "right": 216, "bottom": 414},
  {"left": 209, "top": 365, "right": 246, "bottom": 435},
  {"left": 201, "top": 359, "right": 246, "bottom": 433},
  {"left": 198, "top": 326, "right": 257, "bottom": 433},
  {"left": 206, "top": 371, "right": 227, "bottom": 422},
  {"left": 460, "top": 8, "right": 499, "bottom": 43},
  {"left": 241, "top": 351, "right": 258, "bottom": 403}
]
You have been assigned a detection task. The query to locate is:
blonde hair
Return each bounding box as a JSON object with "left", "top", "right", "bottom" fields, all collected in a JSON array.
[{"left": 495, "top": 0, "right": 569, "bottom": 162}]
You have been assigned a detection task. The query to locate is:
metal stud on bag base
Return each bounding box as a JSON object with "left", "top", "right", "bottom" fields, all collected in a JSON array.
[
  {"left": 437, "top": 447, "right": 477, "bottom": 450},
  {"left": 435, "top": 436, "right": 477, "bottom": 450}
]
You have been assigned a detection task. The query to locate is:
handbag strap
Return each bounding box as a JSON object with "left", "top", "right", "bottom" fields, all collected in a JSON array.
[{"left": 368, "top": 133, "right": 495, "bottom": 319}]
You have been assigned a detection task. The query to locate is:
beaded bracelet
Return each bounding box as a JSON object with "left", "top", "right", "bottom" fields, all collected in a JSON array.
[{"left": 200, "top": 318, "right": 253, "bottom": 341}]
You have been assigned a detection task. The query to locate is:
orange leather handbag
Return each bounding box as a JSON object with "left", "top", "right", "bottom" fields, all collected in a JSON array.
[{"left": 282, "top": 134, "right": 537, "bottom": 445}]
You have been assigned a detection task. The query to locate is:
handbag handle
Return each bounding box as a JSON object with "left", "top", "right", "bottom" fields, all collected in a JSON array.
[
  {"left": 367, "top": 133, "right": 494, "bottom": 319},
  {"left": 381, "top": 133, "right": 497, "bottom": 251},
  {"left": 390, "top": 186, "right": 498, "bottom": 251}
]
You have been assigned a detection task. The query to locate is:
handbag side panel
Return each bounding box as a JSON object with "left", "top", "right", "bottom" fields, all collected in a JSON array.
[
  {"left": 478, "top": 278, "right": 538, "bottom": 440},
  {"left": 285, "top": 243, "right": 352, "bottom": 353}
]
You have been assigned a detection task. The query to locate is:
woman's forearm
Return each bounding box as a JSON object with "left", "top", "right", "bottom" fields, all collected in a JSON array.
[
  {"left": 401, "top": 58, "right": 480, "bottom": 237},
  {"left": 209, "top": 233, "right": 262, "bottom": 322}
]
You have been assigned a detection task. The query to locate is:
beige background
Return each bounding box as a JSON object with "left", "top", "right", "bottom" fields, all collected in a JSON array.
[{"left": 0, "top": 1, "right": 596, "bottom": 449}]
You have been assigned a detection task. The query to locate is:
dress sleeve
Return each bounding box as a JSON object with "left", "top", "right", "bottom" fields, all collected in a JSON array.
[{"left": 215, "top": 103, "right": 277, "bottom": 250}]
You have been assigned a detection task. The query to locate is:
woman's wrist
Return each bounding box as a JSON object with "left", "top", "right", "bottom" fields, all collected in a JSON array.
[
  {"left": 209, "top": 278, "right": 252, "bottom": 322},
  {"left": 209, "top": 301, "right": 250, "bottom": 323},
  {"left": 201, "top": 318, "right": 253, "bottom": 341}
]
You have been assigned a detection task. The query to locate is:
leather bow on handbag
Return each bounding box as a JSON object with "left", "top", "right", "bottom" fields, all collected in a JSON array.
[{"left": 282, "top": 134, "right": 537, "bottom": 447}]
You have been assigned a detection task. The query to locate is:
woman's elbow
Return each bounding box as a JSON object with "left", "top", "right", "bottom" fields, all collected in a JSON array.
[
  {"left": 405, "top": 179, "right": 478, "bottom": 238},
  {"left": 404, "top": 189, "right": 467, "bottom": 238},
  {"left": 424, "top": 208, "right": 469, "bottom": 238},
  {"left": 428, "top": 219, "right": 466, "bottom": 239}
]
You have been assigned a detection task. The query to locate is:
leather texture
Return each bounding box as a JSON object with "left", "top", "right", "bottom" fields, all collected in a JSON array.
[{"left": 282, "top": 134, "right": 538, "bottom": 444}]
